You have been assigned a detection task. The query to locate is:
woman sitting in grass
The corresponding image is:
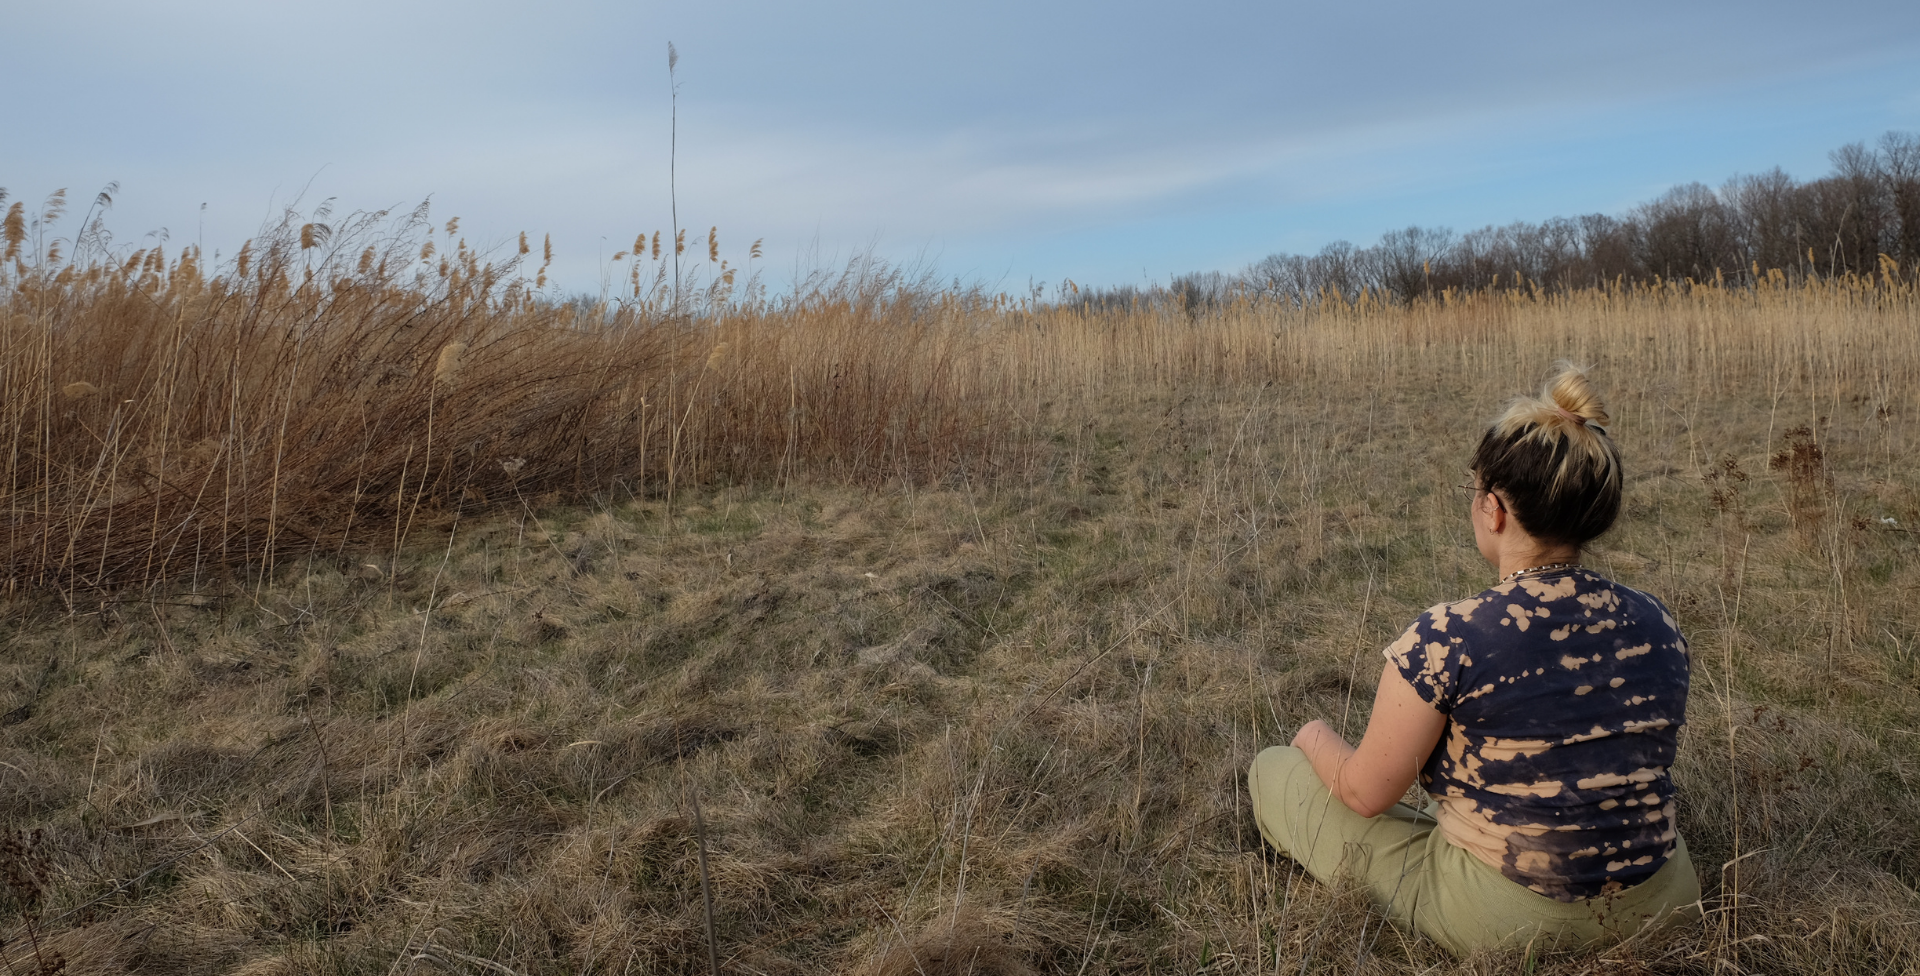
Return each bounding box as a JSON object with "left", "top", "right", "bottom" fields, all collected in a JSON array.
[{"left": 1248, "top": 364, "right": 1699, "bottom": 956}]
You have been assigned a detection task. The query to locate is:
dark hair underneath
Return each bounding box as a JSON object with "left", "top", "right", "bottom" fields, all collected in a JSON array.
[{"left": 1471, "top": 364, "right": 1623, "bottom": 546}]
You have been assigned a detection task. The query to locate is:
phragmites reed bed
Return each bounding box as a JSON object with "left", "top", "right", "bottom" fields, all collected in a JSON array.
[
  {"left": 7, "top": 188, "right": 1920, "bottom": 976},
  {"left": 5, "top": 188, "right": 1920, "bottom": 597},
  {"left": 1, "top": 198, "right": 1015, "bottom": 592}
]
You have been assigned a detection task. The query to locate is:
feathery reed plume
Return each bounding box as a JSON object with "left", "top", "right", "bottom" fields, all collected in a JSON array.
[
  {"left": 651, "top": 232, "right": 661, "bottom": 260},
  {"left": 749, "top": 238, "right": 763, "bottom": 260},
  {"left": 517, "top": 231, "right": 530, "bottom": 256},
  {"left": 675, "top": 229, "right": 686, "bottom": 256},
  {"left": 708, "top": 227, "right": 718, "bottom": 263},
  {"left": 40, "top": 188, "right": 67, "bottom": 225},
  {"left": 704, "top": 342, "right": 729, "bottom": 370},
  {"left": 3, "top": 202, "right": 27, "bottom": 262},
  {"left": 433, "top": 342, "right": 467, "bottom": 388},
  {"left": 444, "top": 217, "right": 459, "bottom": 236}
]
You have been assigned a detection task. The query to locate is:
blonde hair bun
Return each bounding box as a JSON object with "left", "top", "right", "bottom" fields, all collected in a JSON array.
[
  {"left": 1492, "top": 362, "right": 1612, "bottom": 447},
  {"left": 1546, "top": 362, "right": 1609, "bottom": 426}
]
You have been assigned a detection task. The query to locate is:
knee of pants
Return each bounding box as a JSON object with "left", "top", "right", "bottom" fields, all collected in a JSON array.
[
  {"left": 1246, "top": 745, "right": 1298, "bottom": 812},
  {"left": 1250, "top": 744, "right": 1310, "bottom": 787},
  {"left": 1247, "top": 745, "right": 1312, "bottom": 851}
]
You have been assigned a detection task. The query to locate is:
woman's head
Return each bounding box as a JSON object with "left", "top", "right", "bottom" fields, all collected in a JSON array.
[{"left": 1469, "top": 363, "right": 1623, "bottom": 547}]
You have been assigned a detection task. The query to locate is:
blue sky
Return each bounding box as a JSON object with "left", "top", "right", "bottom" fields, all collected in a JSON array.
[{"left": 7, "top": 0, "right": 1920, "bottom": 293}]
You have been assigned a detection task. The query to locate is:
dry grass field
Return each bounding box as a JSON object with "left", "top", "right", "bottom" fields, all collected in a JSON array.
[{"left": 5, "top": 206, "right": 1920, "bottom": 974}]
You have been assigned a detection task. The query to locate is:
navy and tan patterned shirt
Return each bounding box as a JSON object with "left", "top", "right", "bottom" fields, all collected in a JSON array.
[{"left": 1383, "top": 567, "right": 1689, "bottom": 901}]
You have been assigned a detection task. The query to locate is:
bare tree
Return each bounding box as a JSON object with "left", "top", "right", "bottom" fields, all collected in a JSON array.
[{"left": 1881, "top": 132, "right": 1920, "bottom": 271}]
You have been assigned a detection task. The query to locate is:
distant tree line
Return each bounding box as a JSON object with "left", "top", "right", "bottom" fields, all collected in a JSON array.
[{"left": 1081, "top": 131, "right": 1920, "bottom": 312}]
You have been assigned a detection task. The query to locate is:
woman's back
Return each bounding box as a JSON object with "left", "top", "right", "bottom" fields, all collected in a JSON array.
[
  {"left": 1250, "top": 365, "right": 1701, "bottom": 954},
  {"left": 1386, "top": 567, "right": 1689, "bottom": 901}
]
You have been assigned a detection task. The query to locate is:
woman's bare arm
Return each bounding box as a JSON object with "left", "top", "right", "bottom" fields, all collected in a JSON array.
[{"left": 1290, "top": 662, "right": 1448, "bottom": 818}]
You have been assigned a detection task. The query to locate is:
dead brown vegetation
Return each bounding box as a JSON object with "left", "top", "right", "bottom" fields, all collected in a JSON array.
[
  {"left": 5, "top": 196, "right": 1920, "bottom": 974},
  {"left": 1, "top": 198, "right": 1015, "bottom": 595}
]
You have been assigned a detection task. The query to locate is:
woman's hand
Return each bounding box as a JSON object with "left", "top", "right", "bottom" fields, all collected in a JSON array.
[{"left": 1292, "top": 663, "right": 1448, "bottom": 818}]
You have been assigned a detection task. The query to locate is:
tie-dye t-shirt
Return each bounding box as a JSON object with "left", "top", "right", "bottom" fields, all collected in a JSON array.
[{"left": 1383, "top": 567, "right": 1689, "bottom": 902}]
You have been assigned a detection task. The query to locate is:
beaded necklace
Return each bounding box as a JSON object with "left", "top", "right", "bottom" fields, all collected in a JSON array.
[{"left": 1501, "top": 561, "right": 1581, "bottom": 585}]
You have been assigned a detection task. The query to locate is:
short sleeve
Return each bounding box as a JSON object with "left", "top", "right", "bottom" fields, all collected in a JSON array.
[{"left": 1381, "top": 607, "right": 1468, "bottom": 712}]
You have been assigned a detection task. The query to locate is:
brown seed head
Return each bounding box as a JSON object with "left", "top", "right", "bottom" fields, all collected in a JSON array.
[{"left": 1, "top": 202, "right": 25, "bottom": 262}]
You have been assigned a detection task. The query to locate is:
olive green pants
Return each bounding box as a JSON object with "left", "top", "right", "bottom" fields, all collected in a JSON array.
[{"left": 1247, "top": 745, "right": 1702, "bottom": 957}]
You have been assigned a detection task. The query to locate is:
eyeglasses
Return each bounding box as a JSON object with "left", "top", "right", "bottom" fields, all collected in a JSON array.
[{"left": 1457, "top": 483, "right": 1505, "bottom": 510}]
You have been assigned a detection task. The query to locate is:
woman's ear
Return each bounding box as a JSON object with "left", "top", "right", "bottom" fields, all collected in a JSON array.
[{"left": 1483, "top": 492, "right": 1507, "bottom": 533}]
